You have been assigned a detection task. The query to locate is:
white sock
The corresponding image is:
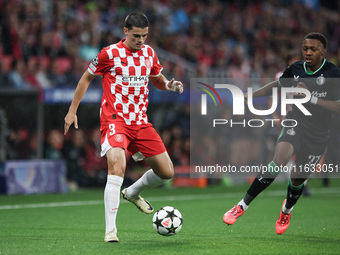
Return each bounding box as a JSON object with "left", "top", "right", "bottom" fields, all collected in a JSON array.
[
  {"left": 126, "top": 169, "right": 168, "bottom": 198},
  {"left": 282, "top": 202, "right": 293, "bottom": 214},
  {"left": 104, "top": 175, "right": 123, "bottom": 234},
  {"left": 237, "top": 199, "right": 248, "bottom": 211}
]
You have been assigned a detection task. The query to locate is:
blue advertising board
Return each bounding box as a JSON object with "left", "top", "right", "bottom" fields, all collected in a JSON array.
[{"left": 4, "top": 160, "right": 67, "bottom": 195}]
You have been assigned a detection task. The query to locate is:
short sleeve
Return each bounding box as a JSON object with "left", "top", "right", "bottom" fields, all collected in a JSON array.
[
  {"left": 88, "top": 48, "right": 111, "bottom": 76},
  {"left": 149, "top": 49, "right": 163, "bottom": 77},
  {"left": 278, "top": 66, "right": 292, "bottom": 87}
]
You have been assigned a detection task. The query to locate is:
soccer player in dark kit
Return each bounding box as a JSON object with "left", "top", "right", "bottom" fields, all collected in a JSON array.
[{"left": 223, "top": 32, "right": 340, "bottom": 234}]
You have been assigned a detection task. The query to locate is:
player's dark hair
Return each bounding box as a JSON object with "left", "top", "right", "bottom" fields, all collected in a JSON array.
[
  {"left": 304, "top": 32, "right": 327, "bottom": 49},
  {"left": 125, "top": 12, "right": 149, "bottom": 30}
]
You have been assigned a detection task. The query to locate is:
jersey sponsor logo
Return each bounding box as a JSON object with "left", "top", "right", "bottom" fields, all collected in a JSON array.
[
  {"left": 316, "top": 74, "right": 325, "bottom": 85},
  {"left": 311, "top": 91, "right": 327, "bottom": 98},
  {"left": 287, "top": 128, "right": 296, "bottom": 136},
  {"left": 294, "top": 75, "right": 299, "bottom": 81},
  {"left": 122, "top": 76, "right": 148, "bottom": 86}
]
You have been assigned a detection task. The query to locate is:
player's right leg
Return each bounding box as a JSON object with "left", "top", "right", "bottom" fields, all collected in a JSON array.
[
  {"left": 224, "top": 141, "right": 294, "bottom": 225},
  {"left": 104, "top": 147, "right": 126, "bottom": 242}
]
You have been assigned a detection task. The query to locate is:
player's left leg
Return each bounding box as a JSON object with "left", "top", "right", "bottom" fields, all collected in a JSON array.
[
  {"left": 122, "top": 125, "right": 173, "bottom": 214},
  {"left": 276, "top": 147, "right": 325, "bottom": 234},
  {"left": 275, "top": 177, "right": 306, "bottom": 235},
  {"left": 122, "top": 151, "right": 174, "bottom": 213}
]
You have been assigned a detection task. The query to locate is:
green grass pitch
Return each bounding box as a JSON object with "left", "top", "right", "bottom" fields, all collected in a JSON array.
[{"left": 0, "top": 179, "right": 339, "bottom": 255}]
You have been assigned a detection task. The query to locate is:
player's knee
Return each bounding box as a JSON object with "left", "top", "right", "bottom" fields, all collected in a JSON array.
[
  {"left": 272, "top": 157, "right": 289, "bottom": 168},
  {"left": 273, "top": 142, "right": 293, "bottom": 167},
  {"left": 107, "top": 158, "right": 126, "bottom": 177},
  {"left": 159, "top": 161, "right": 174, "bottom": 180}
]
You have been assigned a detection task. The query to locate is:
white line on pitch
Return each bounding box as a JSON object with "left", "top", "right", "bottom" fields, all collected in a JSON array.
[{"left": 0, "top": 187, "right": 339, "bottom": 210}]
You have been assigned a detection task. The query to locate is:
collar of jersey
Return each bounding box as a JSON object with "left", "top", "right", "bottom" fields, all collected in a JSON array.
[
  {"left": 303, "top": 58, "right": 326, "bottom": 75},
  {"left": 120, "top": 39, "right": 142, "bottom": 53}
]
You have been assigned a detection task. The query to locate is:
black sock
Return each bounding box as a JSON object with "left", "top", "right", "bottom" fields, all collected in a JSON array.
[
  {"left": 286, "top": 180, "right": 304, "bottom": 209},
  {"left": 243, "top": 172, "right": 276, "bottom": 205}
]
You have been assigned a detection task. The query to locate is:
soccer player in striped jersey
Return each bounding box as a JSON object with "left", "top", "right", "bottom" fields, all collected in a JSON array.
[{"left": 64, "top": 12, "right": 183, "bottom": 242}]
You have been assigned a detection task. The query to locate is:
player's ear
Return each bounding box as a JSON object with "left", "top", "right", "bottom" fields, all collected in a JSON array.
[
  {"left": 123, "top": 27, "right": 128, "bottom": 35},
  {"left": 321, "top": 48, "right": 326, "bottom": 56}
]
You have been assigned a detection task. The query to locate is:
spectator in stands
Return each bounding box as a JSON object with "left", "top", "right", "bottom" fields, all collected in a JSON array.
[
  {"left": 62, "top": 129, "right": 87, "bottom": 187},
  {"left": 8, "top": 59, "right": 31, "bottom": 89},
  {"left": 24, "top": 57, "right": 41, "bottom": 89},
  {"left": 44, "top": 129, "right": 64, "bottom": 160},
  {"left": 83, "top": 127, "right": 108, "bottom": 186},
  {"left": 0, "top": 60, "right": 11, "bottom": 88},
  {"left": 47, "top": 58, "right": 71, "bottom": 88},
  {"left": 35, "top": 59, "right": 53, "bottom": 89}
]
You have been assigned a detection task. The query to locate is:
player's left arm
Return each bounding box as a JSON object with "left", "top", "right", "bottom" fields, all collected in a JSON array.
[
  {"left": 296, "top": 82, "right": 340, "bottom": 115},
  {"left": 314, "top": 99, "right": 340, "bottom": 115},
  {"left": 150, "top": 74, "right": 184, "bottom": 94}
]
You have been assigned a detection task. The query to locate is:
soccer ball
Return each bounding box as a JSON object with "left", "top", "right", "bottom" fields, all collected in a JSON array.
[{"left": 152, "top": 206, "right": 183, "bottom": 236}]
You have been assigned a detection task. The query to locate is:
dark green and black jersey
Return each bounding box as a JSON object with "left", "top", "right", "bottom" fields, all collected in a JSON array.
[{"left": 278, "top": 59, "right": 340, "bottom": 143}]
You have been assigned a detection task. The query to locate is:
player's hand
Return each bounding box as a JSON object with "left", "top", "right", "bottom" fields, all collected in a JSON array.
[
  {"left": 294, "top": 82, "right": 309, "bottom": 97},
  {"left": 296, "top": 82, "right": 318, "bottom": 104},
  {"left": 64, "top": 111, "right": 78, "bottom": 135},
  {"left": 166, "top": 78, "right": 184, "bottom": 94}
]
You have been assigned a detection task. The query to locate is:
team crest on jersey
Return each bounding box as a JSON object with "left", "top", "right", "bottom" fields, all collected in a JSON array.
[
  {"left": 286, "top": 128, "right": 296, "bottom": 136},
  {"left": 92, "top": 56, "right": 99, "bottom": 65},
  {"left": 114, "top": 134, "right": 124, "bottom": 143},
  {"left": 145, "top": 59, "right": 151, "bottom": 69},
  {"left": 316, "top": 74, "right": 325, "bottom": 85}
]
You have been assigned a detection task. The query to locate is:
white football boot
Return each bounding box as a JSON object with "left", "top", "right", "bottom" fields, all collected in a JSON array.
[
  {"left": 121, "top": 188, "right": 153, "bottom": 214},
  {"left": 104, "top": 229, "right": 119, "bottom": 242}
]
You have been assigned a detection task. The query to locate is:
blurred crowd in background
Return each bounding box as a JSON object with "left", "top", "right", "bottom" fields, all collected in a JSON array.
[
  {"left": 1, "top": 0, "right": 340, "bottom": 187},
  {"left": 1, "top": 0, "right": 340, "bottom": 88}
]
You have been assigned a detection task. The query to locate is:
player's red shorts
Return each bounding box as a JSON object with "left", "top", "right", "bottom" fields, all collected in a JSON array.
[{"left": 100, "top": 121, "right": 166, "bottom": 161}]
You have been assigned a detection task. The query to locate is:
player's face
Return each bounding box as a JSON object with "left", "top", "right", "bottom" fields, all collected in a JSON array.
[
  {"left": 302, "top": 39, "right": 326, "bottom": 71},
  {"left": 123, "top": 26, "right": 149, "bottom": 51}
]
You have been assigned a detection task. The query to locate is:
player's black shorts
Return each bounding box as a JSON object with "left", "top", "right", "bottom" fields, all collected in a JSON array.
[{"left": 277, "top": 119, "right": 327, "bottom": 178}]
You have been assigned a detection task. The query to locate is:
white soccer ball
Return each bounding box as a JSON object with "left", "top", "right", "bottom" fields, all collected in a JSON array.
[{"left": 152, "top": 206, "right": 183, "bottom": 236}]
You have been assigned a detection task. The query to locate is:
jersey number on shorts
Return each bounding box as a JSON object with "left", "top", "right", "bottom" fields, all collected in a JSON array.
[
  {"left": 308, "top": 155, "right": 322, "bottom": 165},
  {"left": 109, "top": 124, "right": 116, "bottom": 136}
]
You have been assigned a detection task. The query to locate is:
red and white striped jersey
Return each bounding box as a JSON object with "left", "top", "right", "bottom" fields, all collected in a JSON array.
[{"left": 88, "top": 39, "right": 163, "bottom": 125}]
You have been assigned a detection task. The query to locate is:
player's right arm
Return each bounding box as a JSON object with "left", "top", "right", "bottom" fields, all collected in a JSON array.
[
  {"left": 245, "top": 80, "right": 279, "bottom": 101},
  {"left": 253, "top": 80, "right": 280, "bottom": 98},
  {"left": 64, "top": 70, "right": 96, "bottom": 135}
]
